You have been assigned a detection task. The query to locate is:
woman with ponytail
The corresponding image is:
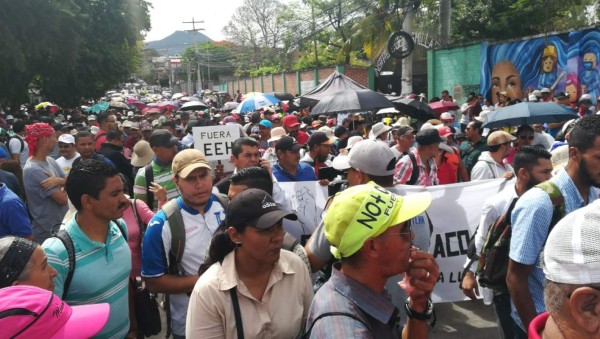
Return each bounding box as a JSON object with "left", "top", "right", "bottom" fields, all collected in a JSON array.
[{"left": 186, "top": 189, "right": 313, "bottom": 338}]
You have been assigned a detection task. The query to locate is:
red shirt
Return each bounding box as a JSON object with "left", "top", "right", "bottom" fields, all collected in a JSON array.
[
  {"left": 296, "top": 131, "right": 309, "bottom": 145},
  {"left": 437, "top": 149, "right": 460, "bottom": 185}
]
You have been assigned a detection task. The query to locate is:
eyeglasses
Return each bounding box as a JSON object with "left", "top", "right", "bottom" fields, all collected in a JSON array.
[
  {"left": 519, "top": 135, "right": 534, "bottom": 140},
  {"left": 379, "top": 220, "right": 413, "bottom": 241}
]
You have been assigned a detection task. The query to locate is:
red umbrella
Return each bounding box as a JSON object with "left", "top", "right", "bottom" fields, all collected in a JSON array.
[
  {"left": 155, "top": 102, "right": 178, "bottom": 111},
  {"left": 429, "top": 101, "right": 460, "bottom": 114},
  {"left": 130, "top": 100, "right": 146, "bottom": 110},
  {"left": 142, "top": 107, "right": 162, "bottom": 115}
]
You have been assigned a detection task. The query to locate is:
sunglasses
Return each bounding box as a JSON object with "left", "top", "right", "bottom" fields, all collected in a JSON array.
[
  {"left": 519, "top": 135, "right": 534, "bottom": 140},
  {"left": 379, "top": 220, "right": 413, "bottom": 241}
]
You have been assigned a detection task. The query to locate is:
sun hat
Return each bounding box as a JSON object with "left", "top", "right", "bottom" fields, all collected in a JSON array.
[
  {"left": 172, "top": 149, "right": 211, "bottom": 178},
  {"left": 131, "top": 140, "right": 155, "bottom": 167},
  {"left": 348, "top": 139, "right": 397, "bottom": 176},
  {"left": 543, "top": 199, "right": 600, "bottom": 284},
  {"left": 226, "top": 188, "right": 297, "bottom": 229},
  {"left": 0, "top": 285, "right": 110, "bottom": 339},
  {"left": 371, "top": 122, "right": 393, "bottom": 138},
  {"left": 324, "top": 182, "right": 432, "bottom": 258},
  {"left": 487, "top": 130, "right": 516, "bottom": 146},
  {"left": 268, "top": 127, "right": 286, "bottom": 142},
  {"left": 344, "top": 136, "right": 364, "bottom": 150}
]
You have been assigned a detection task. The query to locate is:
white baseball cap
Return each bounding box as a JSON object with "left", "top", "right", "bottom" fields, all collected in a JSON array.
[
  {"left": 348, "top": 139, "right": 397, "bottom": 176},
  {"left": 58, "top": 134, "right": 75, "bottom": 144}
]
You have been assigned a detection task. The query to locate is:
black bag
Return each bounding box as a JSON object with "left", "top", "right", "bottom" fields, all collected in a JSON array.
[{"left": 132, "top": 278, "right": 162, "bottom": 337}]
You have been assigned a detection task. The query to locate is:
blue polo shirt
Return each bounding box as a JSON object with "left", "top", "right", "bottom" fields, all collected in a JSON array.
[
  {"left": 43, "top": 215, "right": 132, "bottom": 339},
  {"left": 0, "top": 183, "right": 31, "bottom": 237},
  {"left": 272, "top": 162, "right": 318, "bottom": 182}
]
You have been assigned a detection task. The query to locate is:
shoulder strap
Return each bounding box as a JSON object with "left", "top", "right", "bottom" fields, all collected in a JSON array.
[
  {"left": 9, "top": 135, "right": 24, "bottom": 153},
  {"left": 213, "top": 192, "right": 229, "bottom": 210},
  {"left": 304, "top": 312, "right": 370, "bottom": 338},
  {"left": 407, "top": 152, "right": 419, "bottom": 185},
  {"left": 144, "top": 163, "right": 155, "bottom": 209},
  {"left": 535, "top": 180, "right": 565, "bottom": 241},
  {"left": 55, "top": 230, "right": 76, "bottom": 300},
  {"left": 230, "top": 287, "right": 244, "bottom": 339},
  {"left": 164, "top": 199, "right": 186, "bottom": 272}
]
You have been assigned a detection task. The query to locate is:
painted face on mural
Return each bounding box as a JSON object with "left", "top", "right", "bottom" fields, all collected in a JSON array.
[
  {"left": 583, "top": 53, "right": 597, "bottom": 70},
  {"left": 491, "top": 61, "right": 523, "bottom": 105},
  {"left": 542, "top": 56, "right": 555, "bottom": 73},
  {"left": 566, "top": 83, "right": 579, "bottom": 103}
]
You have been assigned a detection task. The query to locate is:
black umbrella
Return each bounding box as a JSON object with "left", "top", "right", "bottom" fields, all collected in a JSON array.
[
  {"left": 393, "top": 98, "right": 437, "bottom": 121},
  {"left": 482, "top": 102, "right": 578, "bottom": 128},
  {"left": 310, "top": 89, "right": 394, "bottom": 115},
  {"left": 265, "top": 92, "right": 295, "bottom": 101}
]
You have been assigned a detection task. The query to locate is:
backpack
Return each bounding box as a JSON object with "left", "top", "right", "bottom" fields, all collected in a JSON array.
[
  {"left": 144, "top": 163, "right": 154, "bottom": 210},
  {"left": 6, "top": 134, "right": 24, "bottom": 154},
  {"left": 53, "top": 220, "right": 128, "bottom": 299},
  {"left": 406, "top": 152, "right": 420, "bottom": 185},
  {"left": 476, "top": 180, "right": 564, "bottom": 292}
]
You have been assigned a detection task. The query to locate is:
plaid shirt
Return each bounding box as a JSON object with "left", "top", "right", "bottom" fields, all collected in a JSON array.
[{"left": 393, "top": 149, "right": 438, "bottom": 186}]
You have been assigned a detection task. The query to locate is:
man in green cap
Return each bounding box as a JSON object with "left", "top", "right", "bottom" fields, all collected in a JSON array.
[{"left": 305, "top": 182, "right": 439, "bottom": 338}]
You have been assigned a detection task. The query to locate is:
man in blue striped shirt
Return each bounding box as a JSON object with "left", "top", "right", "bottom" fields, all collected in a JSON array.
[
  {"left": 507, "top": 115, "right": 600, "bottom": 338},
  {"left": 43, "top": 159, "right": 132, "bottom": 339}
]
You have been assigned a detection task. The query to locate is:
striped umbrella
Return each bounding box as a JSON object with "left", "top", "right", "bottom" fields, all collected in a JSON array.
[{"left": 238, "top": 94, "right": 281, "bottom": 113}]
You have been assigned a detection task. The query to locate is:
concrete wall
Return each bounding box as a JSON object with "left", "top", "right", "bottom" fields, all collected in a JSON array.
[{"left": 427, "top": 43, "right": 482, "bottom": 105}]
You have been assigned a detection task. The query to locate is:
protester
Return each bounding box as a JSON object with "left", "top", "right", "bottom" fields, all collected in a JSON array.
[
  {"left": 282, "top": 114, "right": 309, "bottom": 145},
  {"left": 142, "top": 149, "right": 226, "bottom": 338},
  {"left": 55, "top": 133, "right": 79, "bottom": 175},
  {"left": 23, "top": 123, "right": 68, "bottom": 244},
  {"left": 72, "top": 131, "right": 115, "bottom": 168},
  {"left": 306, "top": 183, "right": 438, "bottom": 338},
  {"left": 0, "top": 236, "right": 56, "bottom": 289},
  {"left": 187, "top": 189, "right": 312, "bottom": 337},
  {"left": 460, "top": 120, "right": 489, "bottom": 176},
  {"left": 43, "top": 159, "right": 132, "bottom": 338},
  {"left": 0, "top": 285, "right": 110, "bottom": 339},
  {"left": 8, "top": 119, "right": 28, "bottom": 168},
  {"left": 505, "top": 125, "right": 535, "bottom": 165},
  {"left": 470, "top": 130, "right": 516, "bottom": 180},
  {"left": 0, "top": 180, "right": 31, "bottom": 238},
  {"left": 394, "top": 128, "right": 442, "bottom": 186},
  {"left": 272, "top": 136, "right": 318, "bottom": 182},
  {"left": 507, "top": 115, "right": 600, "bottom": 337},
  {"left": 390, "top": 125, "right": 415, "bottom": 160},
  {"left": 301, "top": 131, "right": 335, "bottom": 177},
  {"left": 99, "top": 129, "right": 134, "bottom": 191},
  {"left": 94, "top": 112, "right": 117, "bottom": 151}
]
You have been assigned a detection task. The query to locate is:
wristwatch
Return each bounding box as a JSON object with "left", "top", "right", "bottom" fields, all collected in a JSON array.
[{"left": 404, "top": 297, "right": 434, "bottom": 321}]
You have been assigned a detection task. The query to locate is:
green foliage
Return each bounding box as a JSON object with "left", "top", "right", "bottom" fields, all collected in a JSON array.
[{"left": 0, "top": 0, "right": 151, "bottom": 109}]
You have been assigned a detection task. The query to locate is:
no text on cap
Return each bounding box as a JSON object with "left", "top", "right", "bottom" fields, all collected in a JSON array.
[
  {"left": 149, "top": 129, "right": 178, "bottom": 148},
  {"left": 348, "top": 139, "right": 396, "bottom": 176},
  {"left": 282, "top": 115, "right": 300, "bottom": 128},
  {"left": 415, "top": 128, "right": 444, "bottom": 146},
  {"left": 487, "top": 130, "right": 516, "bottom": 146},
  {"left": 172, "top": 149, "right": 211, "bottom": 178},
  {"left": 308, "top": 131, "right": 335, "bottom": 147}
]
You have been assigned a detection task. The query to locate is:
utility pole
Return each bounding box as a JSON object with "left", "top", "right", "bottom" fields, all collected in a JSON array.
[{"left": 183, "top": 18, "right": 205, "bottom": 93}]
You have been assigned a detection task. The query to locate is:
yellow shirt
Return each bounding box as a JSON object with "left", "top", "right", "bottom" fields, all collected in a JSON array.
[{"left": 186, "top": 250, "right": 313, "bottom": 338}]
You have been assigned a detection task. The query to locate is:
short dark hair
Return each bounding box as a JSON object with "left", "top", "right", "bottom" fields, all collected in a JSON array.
[
  {"left": 97, "top": 112, "right": 111, "bottom": 125},
  {"left": 74, "top": 131, "right": 93, "bottom": 142},
  {"left": 569, "top": 115, "right": 600, "bottom": 153},
  {"left": 441, "top": 90, "right": 449, "bottom": 95},
  {"left": 67, "top": 159, "right": 119, "bottom": 210},
  {"left": 106, "top": 129, "right": 123, "bottom": 142},
  {"left": 12, "top": 120, "right": 25, "bottom": 133},
  {"left": 471, "top": 120, "right": 483, "bottom": 135},
  {"left": 513, "top": 145, "right": 551, "bottom": 173},
  {"left": 230, "top": 167, "right": 273, "bottom": 195},
  {"left": 231, "top": 137, "right": 259, "bottom": 157},
  {"left": 161, "top": 121, "right": 176, "bottom": 129},
  {"left": 366, "top": 174, "right": 394, "bottom": 187},
  {"left": 515, "top": 124, "right": 534, "bottom": 136}
]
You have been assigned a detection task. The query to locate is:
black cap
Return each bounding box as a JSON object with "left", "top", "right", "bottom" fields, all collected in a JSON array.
[
  {"left": 149, "top": 130, "right": 178, "bottom": 148},
  {"left": 275, "top": 136, "right": 303, "bottom": 152},
  {"left": 416, "top": 128, "right": 444, "bottom": 146},
  {"left": 308, "top": 132, "right": 334, "bottom": 147},
  {"left": 227, "top": 188, "right": 297, "bottom": 229}
]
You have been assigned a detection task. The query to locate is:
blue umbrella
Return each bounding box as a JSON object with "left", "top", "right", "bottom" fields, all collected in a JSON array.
[
  {"left": 482, "top": 102, "right": 578, "bottom": 128},
  {"left": 238, "top": 94, "right": 280, "bottom": 113},
  {"left": 85, "top": 101, "right": 109, "bottom": 114}
]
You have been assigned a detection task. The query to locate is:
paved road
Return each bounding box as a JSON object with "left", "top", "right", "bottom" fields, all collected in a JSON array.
[{"left": 149, "top": 299, "right": 500, "bottom": 338}]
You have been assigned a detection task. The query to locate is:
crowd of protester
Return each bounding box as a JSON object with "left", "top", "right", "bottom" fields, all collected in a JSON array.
[{"left": 0, "top": 87, "right": 599, "bottom": 339}]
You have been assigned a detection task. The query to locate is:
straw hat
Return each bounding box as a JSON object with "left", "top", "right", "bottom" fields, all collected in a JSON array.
[{"left": 131, "top": 140, "right": 155, "bottom": 167}]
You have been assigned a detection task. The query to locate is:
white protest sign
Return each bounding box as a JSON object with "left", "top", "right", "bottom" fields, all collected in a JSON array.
[
  {"left": 278, "top": 181, "right": 328, "bottom": 244},
  {"left": 193, "top": 125, "right": 240, "bottom": 161},
  {"left": 389, "top": 179, "right": 513, "bottom": 303}
]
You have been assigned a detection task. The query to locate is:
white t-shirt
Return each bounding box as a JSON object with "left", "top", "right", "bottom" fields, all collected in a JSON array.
[
  {"left": 56, "top": 153, "right": 80, "bottom": 175},
  {"left": 8, "top": 135, "right": 29, "bottom": 167}
]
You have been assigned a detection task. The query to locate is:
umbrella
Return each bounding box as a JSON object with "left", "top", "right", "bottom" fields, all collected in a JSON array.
[
  {"left": 310, "top": 89, "right": 393, "bottom": 116},
  {"left": 180, "top": 96, "right": 201, "bottom": 102},
  {"left": 35, "top": 102, "right": 55, "bottom": 110},
  {"left": 155, "top": 101, "right": 179, "bottom": 111},
  {"left": 376, "top": 107, "right": 400, "bottom": 115},
  {"left": 238, "top": 94, "right": 281, "bottom": 113},
  {"left": 265, "top": 92, "right": 295, "bottom": 101},
  {"left": 482, "top": 102, "right": 578, "bottom": 128},
  {"left": 129, "top": 100, "right": 146, "bottom": 110},
  {"left": 109, "top": 101, "right": 129, "bottom": 109},
  {"left": 429, "top": 101, "right": 460, "bottom": 114},
  {"left": 242, "top": 91, "right": 264, "bottom": 99},
  {"left": 392, "top": 98, "right": 436, "bottom": 121},
  {"left": 85, "top": 101, "right": 109, "bottom": 114},
  {"left": 223, "top": 101, "right": 239, "bottom": 111},
  {"left": 172, "top": 93, "right": 184, "bottom": 99},
  {"left": 180, "top": 101, "right": 208, "bottom": 111},
  {"left": 142, "top": 106, "right": 162, "bottom": 115}
]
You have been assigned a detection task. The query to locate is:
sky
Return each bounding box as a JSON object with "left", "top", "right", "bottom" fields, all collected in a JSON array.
[{"left": 144, "top": 0, "right": 246, "bottom": 42}]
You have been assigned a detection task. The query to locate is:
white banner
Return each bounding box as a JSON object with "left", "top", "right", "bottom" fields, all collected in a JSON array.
[
  {"left": 389, "top": 179, "right": 514, "bottom": 303},
  {"left": 193, "top": 125, "right": 241, "bottom": 161},
  {"left": 278, "top": 181, "right": 328, "bottom": 245}
]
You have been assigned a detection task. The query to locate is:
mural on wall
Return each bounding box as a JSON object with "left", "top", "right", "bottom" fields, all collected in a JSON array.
[{"left": 481, "top": 27, "right": 600, "bottom": 105}]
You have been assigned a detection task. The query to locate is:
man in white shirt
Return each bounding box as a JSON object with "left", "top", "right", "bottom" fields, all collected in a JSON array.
[{"left": 55, "top": 134, "right": 80, "bottom": 176}]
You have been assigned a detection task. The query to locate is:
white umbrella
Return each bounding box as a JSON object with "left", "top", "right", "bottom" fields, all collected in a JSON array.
[
  {"left": 180, "top": 101, "right": 208, "bottom": 111},
  {"left": 172, "top": 93, "right": 184, "bottom": 99},
  {"left": 376, "top": 107, "right": 399, "bottom": 114}
]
